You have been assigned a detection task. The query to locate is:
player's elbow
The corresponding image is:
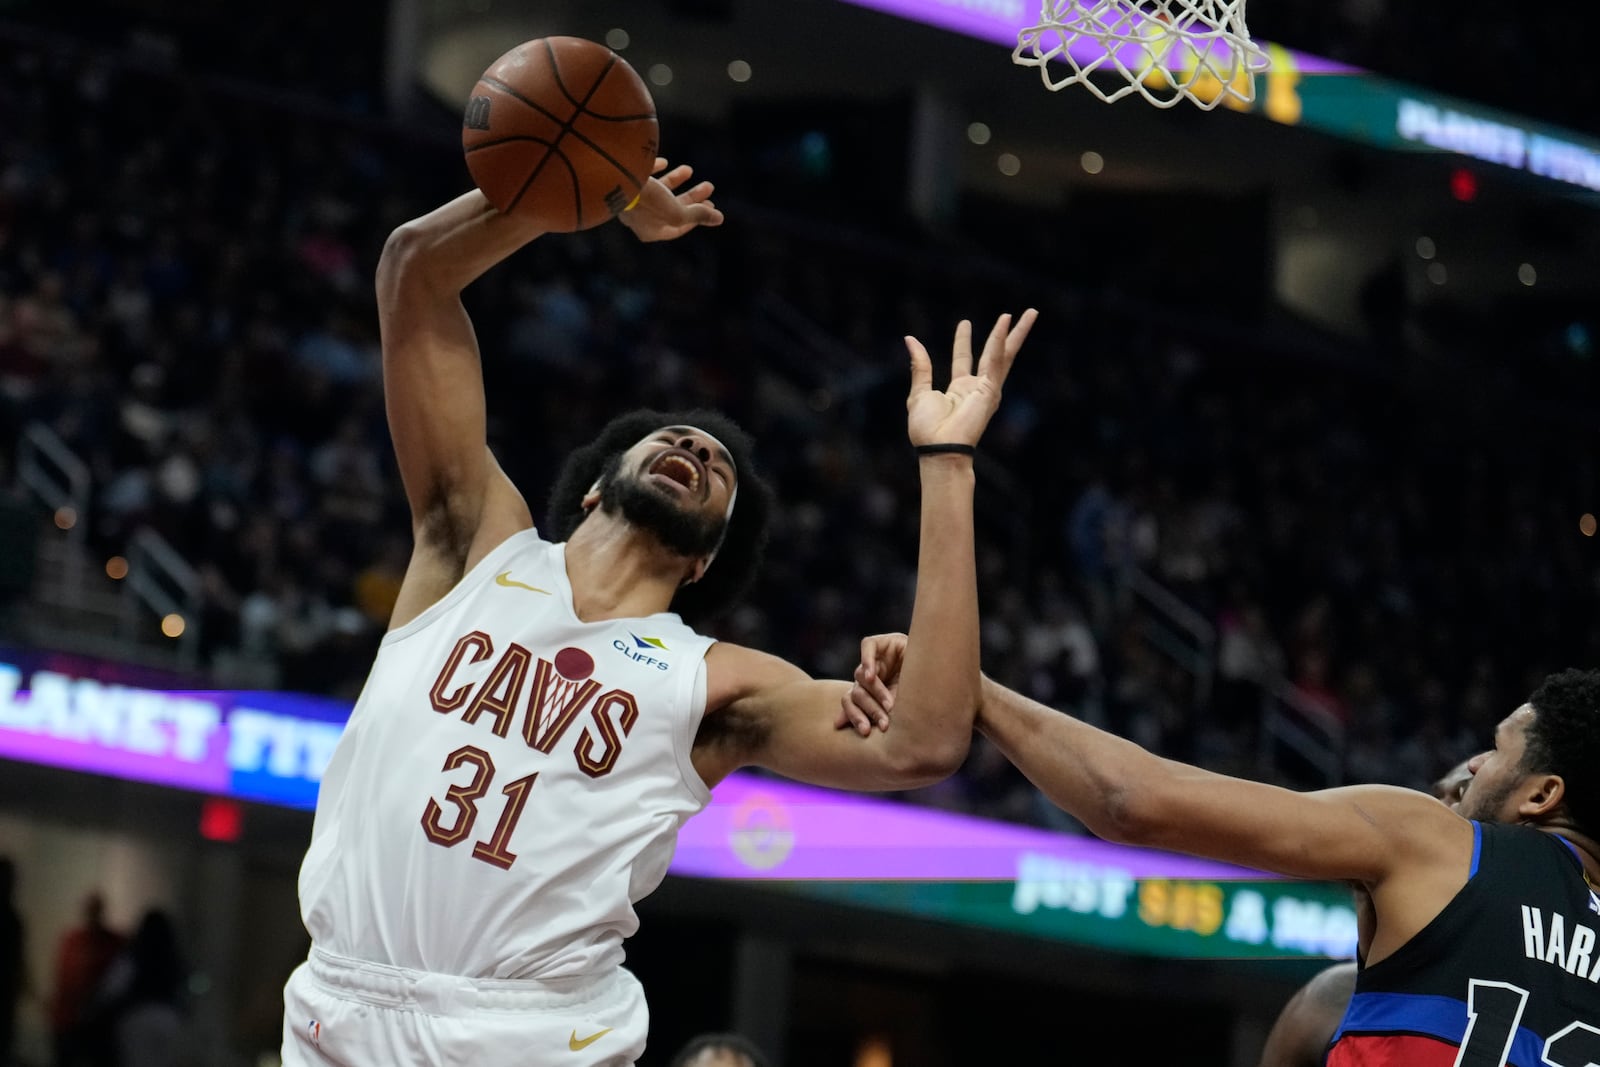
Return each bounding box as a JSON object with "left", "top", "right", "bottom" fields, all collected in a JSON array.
[
  {"left": 883, "top": 733, "right": 971, "bottom": 789},
  {"left": 1092, "top": 783, "right": 1150, "bottom": 843},
  {"left": 1093, "top": 777, "right": 1176, "bottom": 846},
  {"left": 883, "top": 689, "right": 979, "bottom": 787},
  {"left": 378, "top": 224, "right": 429, "bottom": 290}
]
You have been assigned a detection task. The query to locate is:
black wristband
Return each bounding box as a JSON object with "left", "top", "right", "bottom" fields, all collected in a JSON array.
[{"left": 914, "top": 443, "right": 976, "bottom": 457}]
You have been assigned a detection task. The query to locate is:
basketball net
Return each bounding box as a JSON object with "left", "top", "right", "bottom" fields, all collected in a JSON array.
[
  {"left": 1014, "top": 0, "right": 1271, "bottom": 110},
  {"left": 534, "top": 673, "right": 587, "bottom": 735},
  {"left": 527, "top": 665, "right": 598, "bottom": 752}
]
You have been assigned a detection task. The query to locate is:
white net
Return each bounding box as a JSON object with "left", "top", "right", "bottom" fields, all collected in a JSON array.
[{"left": 1014, "top": 0, "right": 1272, "bottom": 110}]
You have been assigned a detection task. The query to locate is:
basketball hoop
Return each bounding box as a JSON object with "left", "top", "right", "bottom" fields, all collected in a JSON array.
[{"left": 1014, "top": 0, "right": 1271, "bottom": 110}]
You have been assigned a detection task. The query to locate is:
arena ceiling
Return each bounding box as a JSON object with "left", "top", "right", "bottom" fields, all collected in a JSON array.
[{"left": 405, "top": 0, "right": 1600, "bottom": 342}]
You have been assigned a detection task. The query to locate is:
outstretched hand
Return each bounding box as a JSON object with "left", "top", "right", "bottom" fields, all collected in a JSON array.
[
  {"left": 905, "top": 309, "right": 1037, "bottom": 449},
  {"left": 617, "top": 157, "right": 724, "bottom": 242}
]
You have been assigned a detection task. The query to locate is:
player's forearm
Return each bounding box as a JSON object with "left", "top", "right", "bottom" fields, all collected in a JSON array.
[
  {"left": 380, "top": 190, "right": 547, "bottom": 295},
  {"left": 976, "top": 676, "right": 1174, "bottom": 842},
  {"left": 887, "top": 455, "right": 981, "bottom": 772}
]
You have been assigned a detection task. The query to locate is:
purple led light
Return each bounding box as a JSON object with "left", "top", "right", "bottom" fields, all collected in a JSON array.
[
  {"left": 672, "top": 773, "right": 1270, "bottom": 880},
  {"left": 0, "top": 719, "right": 231, "bottom": 793},
  {"left": 0, "top": 669, "right": 343, "bottom": 808}
]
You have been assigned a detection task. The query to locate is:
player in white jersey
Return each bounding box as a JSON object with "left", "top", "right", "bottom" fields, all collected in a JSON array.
[{"left": 279, "top": 157, "right": 1038, "bottom": 1067}]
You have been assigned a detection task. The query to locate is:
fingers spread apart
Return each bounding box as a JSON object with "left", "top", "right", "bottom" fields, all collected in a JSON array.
[{"left": 978, "top": 308, "right": 1037, "bottom": 379}]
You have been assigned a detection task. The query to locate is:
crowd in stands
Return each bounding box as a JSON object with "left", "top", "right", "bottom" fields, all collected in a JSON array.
[{"left": 0, "top": 23, "right": 1594, "bottom": 831}]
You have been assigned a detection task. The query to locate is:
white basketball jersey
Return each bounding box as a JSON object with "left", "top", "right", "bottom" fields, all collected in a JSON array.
[{"left": 297, "top": 528, "right": 715, "bottom": 980}]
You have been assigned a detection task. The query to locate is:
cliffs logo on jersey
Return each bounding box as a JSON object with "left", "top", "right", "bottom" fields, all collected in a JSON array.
[
  {"left": 428, "top": 634, "right": 639, "bottom": 778},
  {"left": 614, "top": 632, "right": 671, "bottom": 671}
]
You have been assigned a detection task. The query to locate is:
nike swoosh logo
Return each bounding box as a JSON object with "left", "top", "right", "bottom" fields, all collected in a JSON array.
[
  {"left": 495, "top": 571, "right": 551, "bottom": 594},
  {"left": 569, "top": 1027, "right": 612, "bottom": 1051}
]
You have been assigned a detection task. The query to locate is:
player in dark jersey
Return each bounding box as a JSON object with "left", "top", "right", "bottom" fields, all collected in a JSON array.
[
  {"left": 1255, "top": 758, "right": 1474, "bottom": 1067},
  {"left": 845, "top": 655, "right": 1600, "bottom": 1066}
]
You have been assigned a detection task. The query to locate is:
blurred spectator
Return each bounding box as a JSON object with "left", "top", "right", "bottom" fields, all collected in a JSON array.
[
  {"left": 352, "top": 533, "right": 410, "bottom": 629},
  {"left": 1214, "top": 592, "right": 1286, "bottom": 738},
  {"left": 49, "top": 892, "right": 124, "bottom": 1067},
  {"left": 89, "top": 909, "right": 190, "bottom": 1067},
  {"left": 1290, "top": 646, "right": 1348, "bottom": 730},
  {"left": 0, "top": 857, "right": 23, "bottom": 1067},
  {"left": 1341, "top": 661, "right": 1404, "bottom": 784},
  {"left": 1064, "top": 468, "right": 1134, "bottom": 637},
  {"left": 1022, "top": 589, "right": 1102, "bottom": 722},
  {"left": 0, "top": 489, "right": 39, "bottom": 616}
]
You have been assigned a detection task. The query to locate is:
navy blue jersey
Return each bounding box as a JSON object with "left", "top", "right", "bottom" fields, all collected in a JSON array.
[{"left": 1329, "top": 822, "right": 1600, "bottom": 1067}]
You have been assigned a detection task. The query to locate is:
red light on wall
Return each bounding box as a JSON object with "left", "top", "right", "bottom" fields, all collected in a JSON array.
[
  {"left": 200, "top": 797, "right": 243, "bottom": 843},
  {"left": 1449, "top": 167, "right": 1478, "bottom": 202}
]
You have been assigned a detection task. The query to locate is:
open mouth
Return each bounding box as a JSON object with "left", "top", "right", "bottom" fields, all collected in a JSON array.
[{"left": 646, "top": 450, "right": 704, "bottom": 497}]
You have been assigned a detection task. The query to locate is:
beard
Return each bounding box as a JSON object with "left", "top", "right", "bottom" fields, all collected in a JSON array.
[
  {"left": 599, "top": 468, "right": 727, "bottom": 559},
  {"left": 1457, "top": 775, "right": 1516, "bottom": 822}
]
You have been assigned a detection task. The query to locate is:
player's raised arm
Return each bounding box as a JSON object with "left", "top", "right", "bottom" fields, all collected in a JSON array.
[
  {"left": 695, "top": 310, "right": 1037, "bottom": 791},
  {"left": 379, "top": 162, "right": 723, "bottom": 628},
  {"left": 376, "top": 191, "right": 548, "bottom": 631},
  {"left": 889, "top": 311, "right": 1037, "bottom": 753},
  {"left": 378, "top": 192, "right": 542, "bottom": 535}
]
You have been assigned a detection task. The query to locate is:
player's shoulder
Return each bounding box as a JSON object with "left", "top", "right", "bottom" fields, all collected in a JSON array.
[
  {"left": 647, "top": 608, "right": 713, "bottom": 640},
  {"left": 703, "top": 642, "right": 811, "bottom": 709},
  {"left": 1476, "top": 819, "right": 1585, "bottom": 866},
  {"left": 1302, "top": 960, "right": 1358, "bottom": 1007},
  {"left": 1308, "top": 784, "right": 1472, "bottom": 881},
  {"left": 1324, "top": 782, "right": 1466, "bottom": 829},
  {"left": 460, "top": 521, "right": 550, "bottom": 575},
  {"left": 704, "top": 641, "right": 805, "bottom": 678}
]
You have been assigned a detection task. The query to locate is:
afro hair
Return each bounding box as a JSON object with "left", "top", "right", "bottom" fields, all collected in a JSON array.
[{"left": 544, "top": 408, "right": 773, "bottom": 624}]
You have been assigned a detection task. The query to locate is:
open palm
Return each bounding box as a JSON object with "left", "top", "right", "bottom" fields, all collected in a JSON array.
[{"left": 905, "top": 310, "right": 1037, "bottom": 448}]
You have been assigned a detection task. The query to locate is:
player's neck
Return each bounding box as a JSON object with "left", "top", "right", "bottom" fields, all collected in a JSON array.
[
  {"left": 1561, "top": 830, "right": 1600, "bottom": 883},
  {"left": 1545, "top": 825, "right": 1600, "bottom": 884},
  {"left": 564, "top": 514, "right": 693, "bottom": 621}
]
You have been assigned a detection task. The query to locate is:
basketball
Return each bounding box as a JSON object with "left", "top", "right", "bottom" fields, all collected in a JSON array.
[{"left": 462, "top": 37, "right": 659, "bottom": 232}]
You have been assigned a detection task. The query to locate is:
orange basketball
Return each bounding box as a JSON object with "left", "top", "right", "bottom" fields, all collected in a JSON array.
[{"left": 461, "top": 37, "right": 658, "bottom": 232}]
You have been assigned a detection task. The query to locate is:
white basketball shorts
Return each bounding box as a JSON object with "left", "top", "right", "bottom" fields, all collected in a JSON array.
[{"left": 281, "top": 947, "right": 649, "bottom": 1067}]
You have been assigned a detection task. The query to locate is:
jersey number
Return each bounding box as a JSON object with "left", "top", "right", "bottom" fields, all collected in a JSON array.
[
  {"left": 419, "top": 745, "right": 537, "bottom": 870},
  {"left": 1454, "top": 979, "right": 1600, "bottom": 1067}
]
